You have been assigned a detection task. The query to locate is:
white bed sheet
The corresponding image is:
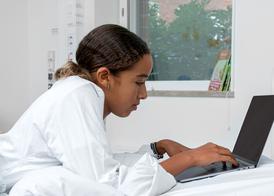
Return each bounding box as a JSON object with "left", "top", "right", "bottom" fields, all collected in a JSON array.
[
  {"left": 162, "top": 156, "right": 274, "bottom": 196},
  {"left": 5, "top": 153, "right": 274, "bottom": 196}
]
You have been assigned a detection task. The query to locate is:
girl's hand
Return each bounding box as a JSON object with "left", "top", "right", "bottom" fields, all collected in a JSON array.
[
  {"left": 156, "top": 139, "right": 191, "bottom": 157},
  {"left": 160, "top": 142, "right": 238, "bottom": 176},
  {"left": 189, "top": 142, "right": 238, "bottom": 167}
]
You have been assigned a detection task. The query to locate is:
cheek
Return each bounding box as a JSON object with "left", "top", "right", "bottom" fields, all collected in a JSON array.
[
  {"left": 112, "top": 86, "right": 138, "bottom": 111},
  {"left": 116, "top": 88, "right": 137, "bottom": 106},
  {"left": 125, "top": 86, "right": 139, "bottom": 100},
  {"left": 110, "top": 98, "right": 133, "bottom": 117},
  {"left": 117, "top": 83, "right": 138, "bottom": 97},
  {"left": 108, "top": 85, "right": 138, "bottom": 117}
]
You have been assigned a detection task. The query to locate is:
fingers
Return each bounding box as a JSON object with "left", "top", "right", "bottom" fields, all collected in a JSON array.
[
  {"left": 219, "top": 155, "right": 238, "bottom": 166},
  {"left": 212, "top": 144, "right": 238, "bottom": 166},
  {"left": 202, "top": 143, "right": 238, "bottom": 166}
]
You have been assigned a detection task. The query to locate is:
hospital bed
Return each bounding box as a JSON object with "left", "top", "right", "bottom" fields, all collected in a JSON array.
[
  {"left": 163, "top": 156, "right": 274, "bottom": 196},
  {"left": 2, "top": 155, "right": 274, "bottom": 196},
  {"left": 115, "top": 153, "right": 274, "bottom": 196}
]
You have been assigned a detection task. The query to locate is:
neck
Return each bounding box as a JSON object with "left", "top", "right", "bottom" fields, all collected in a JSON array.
[{"left": 103, "top": 101, "right": 110, "bottom": 119}]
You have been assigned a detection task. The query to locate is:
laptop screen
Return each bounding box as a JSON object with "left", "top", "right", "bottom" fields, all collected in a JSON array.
[{"left": 233, "top": 95, "right": 274, "bottom": 164}]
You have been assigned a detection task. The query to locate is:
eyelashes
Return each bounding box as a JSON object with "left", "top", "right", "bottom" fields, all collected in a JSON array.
[{"left": 136, "top": 81, "right": 145, "bottom": 86}]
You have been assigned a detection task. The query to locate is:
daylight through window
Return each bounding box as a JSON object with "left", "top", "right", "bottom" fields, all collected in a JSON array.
[{"left": 133, "top": 0, "right": 232, "bottom": 85}]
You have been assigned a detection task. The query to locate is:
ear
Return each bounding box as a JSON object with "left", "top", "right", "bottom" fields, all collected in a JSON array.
[{"left": 95, "top": 67, "right": 111, "bottom": 90}]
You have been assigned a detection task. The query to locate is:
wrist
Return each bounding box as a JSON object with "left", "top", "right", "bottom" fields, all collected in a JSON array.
[
  {"left": 185, "top": 149, "right": 198, "bottom": 166},
  {"left": 160, "top": 151, "right": 196, "bottom": 176},
  {"left": 156, "top": 140, "right": 167, "bottom": 155},
  {"left": 150, "top": 142, "right": 164, "bottom": 159}
]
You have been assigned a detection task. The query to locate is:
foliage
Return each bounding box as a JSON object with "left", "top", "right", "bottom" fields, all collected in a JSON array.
[{"left": 147, "top": 0, "right": 232, "bottom": 80}]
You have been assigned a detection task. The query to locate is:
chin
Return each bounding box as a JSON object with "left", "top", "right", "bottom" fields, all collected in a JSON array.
[{"left": 116, "top": 111, "right": 131, "bottom": 118}]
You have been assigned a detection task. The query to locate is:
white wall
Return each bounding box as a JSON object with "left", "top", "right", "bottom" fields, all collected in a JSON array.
[
  {"left": 1, "top": 0, "right": 274, "bottom": 159},
  {"left": 0, "top": 0, "right": 30, "bottom": 132},
  {"left": 94, "top": 0, "right": 119, "bottom": 27},
  {"left": 105, "top": 0, "right": 274, "bottom": 159},
  {"left": 0, "top": 0, "right": 115, "bottom": 132},
  {"left": 28, "top": 0, "right": 52, "bottom": 103}
]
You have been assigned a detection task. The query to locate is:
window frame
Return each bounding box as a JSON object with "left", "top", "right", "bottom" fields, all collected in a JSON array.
[{"left": 119, "top": 0, "right": 235, "bottom": 97}]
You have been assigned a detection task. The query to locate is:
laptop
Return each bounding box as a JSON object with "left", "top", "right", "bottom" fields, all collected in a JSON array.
[{"left": 176, "top": 95, "right": 274, "bottom": 183}]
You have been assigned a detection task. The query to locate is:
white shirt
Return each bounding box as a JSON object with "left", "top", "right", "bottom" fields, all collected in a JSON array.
[{"left": 0, "top": 76, "right": 176, "bottom": 195}]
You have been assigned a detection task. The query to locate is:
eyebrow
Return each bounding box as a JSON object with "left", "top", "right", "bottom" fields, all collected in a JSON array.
[{"left": 136, "top": 74, "right": 149, "bottom": 78}]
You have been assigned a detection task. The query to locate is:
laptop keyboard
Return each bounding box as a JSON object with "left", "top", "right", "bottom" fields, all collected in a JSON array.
[
  {"left": 175, "top": 159, "right": 252, "bottom": 182},
  {"left": 203, "top": 160, "right": 248, "bottom": 172}
]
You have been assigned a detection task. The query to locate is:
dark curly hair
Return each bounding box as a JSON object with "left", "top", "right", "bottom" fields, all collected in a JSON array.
[{"left": 55, "top": 24, "right": 150, "bottom": 80}]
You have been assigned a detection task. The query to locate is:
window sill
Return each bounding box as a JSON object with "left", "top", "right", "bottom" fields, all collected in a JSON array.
[{"left": 147, "top": 90, "right": 234, "bottom": 98}]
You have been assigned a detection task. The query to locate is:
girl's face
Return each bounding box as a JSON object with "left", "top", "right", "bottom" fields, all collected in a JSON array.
[{"left": 104, "top": 54, "right": 153, "bottom": 118}]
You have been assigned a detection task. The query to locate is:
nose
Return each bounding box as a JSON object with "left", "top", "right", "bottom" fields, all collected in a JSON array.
[{"left": 138, "top": 83, "right": 148, "bottom": 100}]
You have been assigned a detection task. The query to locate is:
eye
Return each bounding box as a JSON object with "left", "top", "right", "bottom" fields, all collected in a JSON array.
[{"left": 136, "top": 81, "right": 145, "bottom": 86}]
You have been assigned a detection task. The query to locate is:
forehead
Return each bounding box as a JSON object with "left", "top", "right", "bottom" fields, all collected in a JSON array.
[{"left": 130, "top": 54, "right": 153, "bottom": 77}]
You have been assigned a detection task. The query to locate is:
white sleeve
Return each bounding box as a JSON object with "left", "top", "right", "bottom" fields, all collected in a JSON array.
[
  {"left": 42, "top": 84, "right": 176, "bottom": 196},
  {"left": 113, "top": 145, "right": 156, "bottom": 167}
]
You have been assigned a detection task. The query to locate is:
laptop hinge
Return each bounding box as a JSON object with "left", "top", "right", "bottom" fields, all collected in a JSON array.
[{"left": 233, "top": 154, "right": 257, "bottom": 166}]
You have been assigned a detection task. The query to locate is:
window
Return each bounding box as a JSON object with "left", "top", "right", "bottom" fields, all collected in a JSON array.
[{"left": 127, "top": 0, "right": 233, "bottom": 94}]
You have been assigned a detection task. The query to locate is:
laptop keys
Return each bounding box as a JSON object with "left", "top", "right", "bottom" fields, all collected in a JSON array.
[{"left": 203, "top": 161, "right": 241, "bottom": 172}]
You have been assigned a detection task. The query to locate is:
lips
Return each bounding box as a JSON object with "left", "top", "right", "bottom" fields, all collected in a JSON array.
[{"left": 132, "top": 103, "right": 139, "bottom": 110}]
